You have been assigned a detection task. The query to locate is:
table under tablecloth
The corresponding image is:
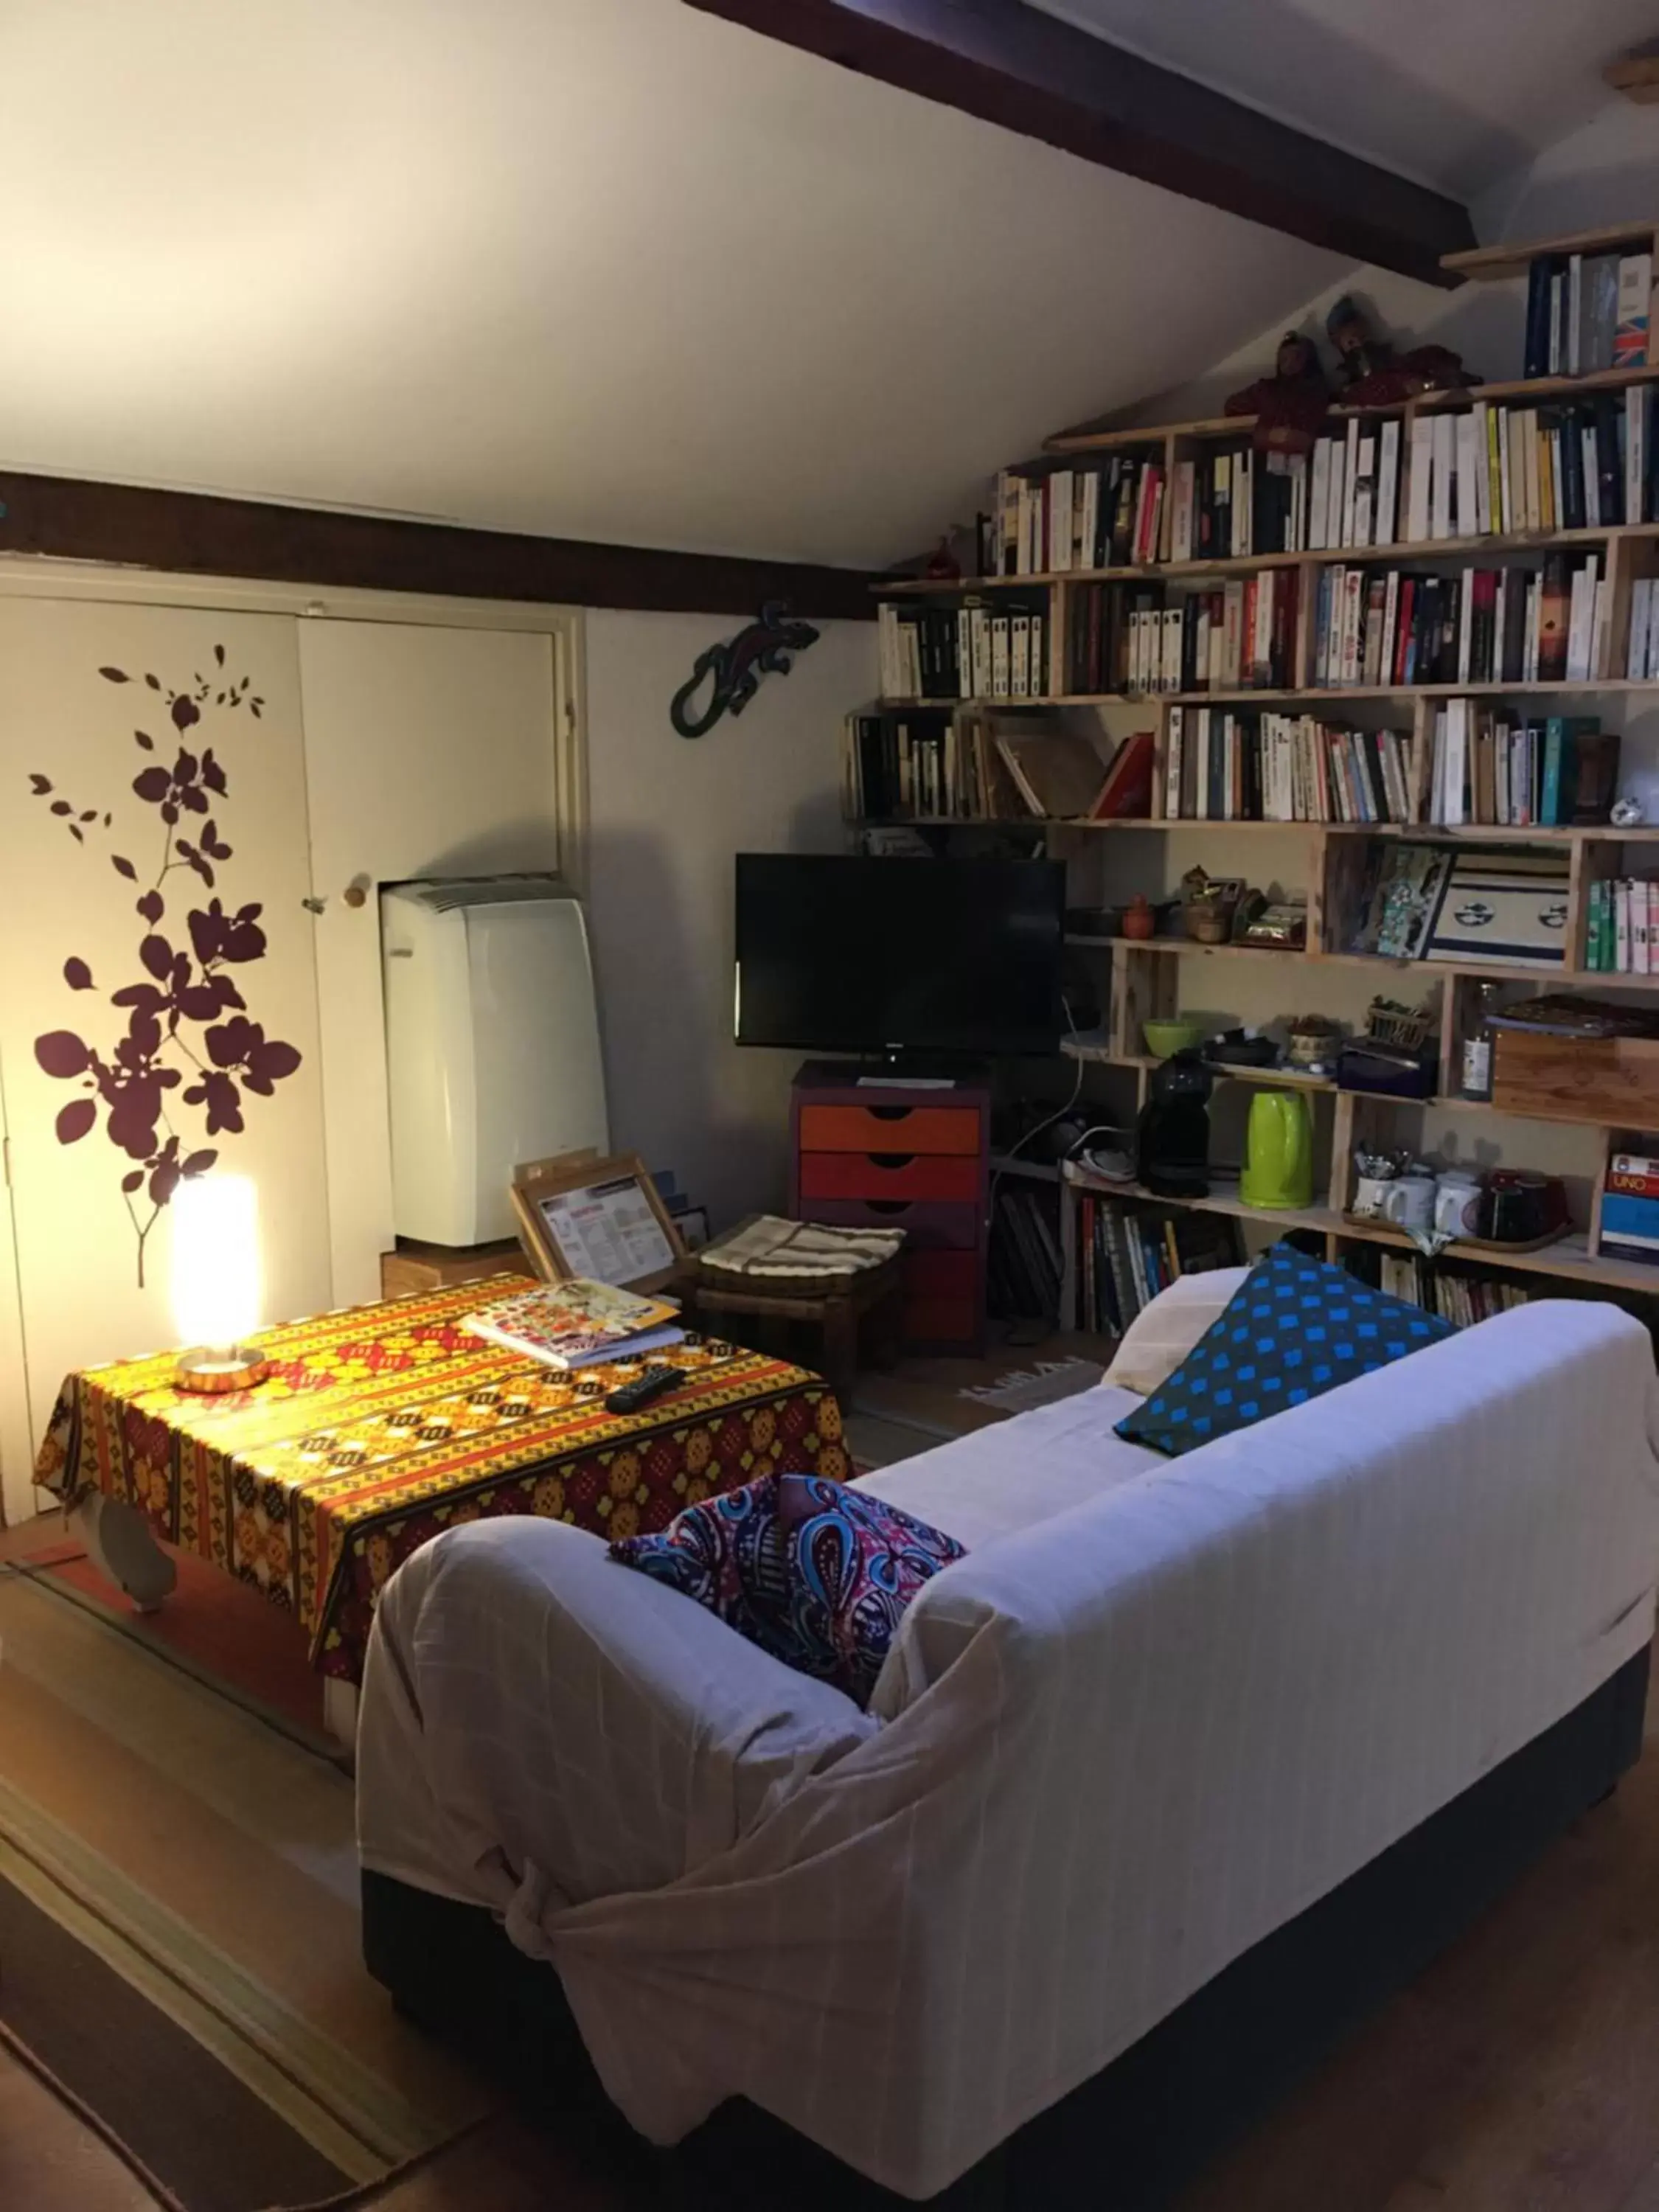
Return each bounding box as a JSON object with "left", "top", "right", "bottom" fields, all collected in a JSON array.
[{"left": 35, "top": 1277, "right": 844, "bottom": 1682}]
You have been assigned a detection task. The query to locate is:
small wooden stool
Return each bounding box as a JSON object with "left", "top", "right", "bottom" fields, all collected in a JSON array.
[{"left": 678, "top": 1255, "right": 903, "bottom": 1399}]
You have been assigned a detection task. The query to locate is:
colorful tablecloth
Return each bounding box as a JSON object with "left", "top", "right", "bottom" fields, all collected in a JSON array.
[{"left": 35, "top": 1278, "right": 845, "bottom": 1683}]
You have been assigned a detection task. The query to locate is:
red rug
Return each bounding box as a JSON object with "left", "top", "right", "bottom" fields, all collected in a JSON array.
[{"left": 17, "top": 1533, "right": 325, "bottom": 1737}]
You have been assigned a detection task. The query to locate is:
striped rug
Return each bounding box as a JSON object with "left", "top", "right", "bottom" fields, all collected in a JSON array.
[{"left": 0, "top": 1556, "right": 490, "bottom": 2207}]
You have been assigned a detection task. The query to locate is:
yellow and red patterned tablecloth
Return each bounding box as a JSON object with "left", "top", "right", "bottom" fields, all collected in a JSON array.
[{"left": 35, "top": 1278, "right": 845, "bottom": 1683}]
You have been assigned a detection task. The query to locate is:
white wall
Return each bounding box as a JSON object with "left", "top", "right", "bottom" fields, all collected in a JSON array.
[{"left": 583, "top": 611, "right": 877, "bottom": 1231}]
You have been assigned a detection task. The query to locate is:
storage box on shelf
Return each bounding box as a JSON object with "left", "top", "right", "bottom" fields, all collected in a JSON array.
[{"left": 789, "top": 1064, "right": 989, "bottom": 1354}]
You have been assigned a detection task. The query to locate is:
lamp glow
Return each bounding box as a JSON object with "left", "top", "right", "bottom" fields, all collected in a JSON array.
[{"left": 170, "top": 1175, "right": 270, "bottom": 1391}]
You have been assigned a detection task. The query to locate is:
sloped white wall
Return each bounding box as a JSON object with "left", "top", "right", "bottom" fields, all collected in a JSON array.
[{"left": 583, "top": 611, "right": 877, "bottom": 1230}]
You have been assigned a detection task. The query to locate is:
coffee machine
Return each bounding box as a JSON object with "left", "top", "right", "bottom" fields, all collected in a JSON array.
[{"left": 1136, "top": 1050, "right": 1213, "bottom": 1198}]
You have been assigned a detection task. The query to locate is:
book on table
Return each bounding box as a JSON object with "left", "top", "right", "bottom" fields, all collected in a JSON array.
[{"left": 462, "top": 1277, "right": 685, "bottom": 1368}]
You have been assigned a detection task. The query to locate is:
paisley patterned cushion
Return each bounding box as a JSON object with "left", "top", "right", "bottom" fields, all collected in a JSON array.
[{"left": 611, "top": 1470, "right": 966, "bottom": 1708}]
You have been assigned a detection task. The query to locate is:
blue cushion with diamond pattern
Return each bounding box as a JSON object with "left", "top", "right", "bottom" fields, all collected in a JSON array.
[{"left": 1113, "top": 1242, "right": 1454, "bottom": 1459}]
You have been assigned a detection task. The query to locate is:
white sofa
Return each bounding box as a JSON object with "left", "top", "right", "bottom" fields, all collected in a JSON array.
[{"left": 358, "top": 1298, "right": 1659, "bottom": 2203}]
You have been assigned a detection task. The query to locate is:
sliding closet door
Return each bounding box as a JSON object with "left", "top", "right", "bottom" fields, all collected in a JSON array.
[
  {"left": 299, "top": 621, "right": 568, "bottom": 1307},
  {"left": 0, "top": 600, "right": 329, "bottom": 1509}
]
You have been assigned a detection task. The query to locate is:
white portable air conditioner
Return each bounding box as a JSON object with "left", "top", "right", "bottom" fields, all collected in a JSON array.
[{"left": 381, "top": 875, "right": 608, "bottom": 1246}]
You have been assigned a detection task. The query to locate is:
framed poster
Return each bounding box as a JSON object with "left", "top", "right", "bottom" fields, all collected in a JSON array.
[{"left": 511, "top": 1151, "right": 686, "bottom": 1289}]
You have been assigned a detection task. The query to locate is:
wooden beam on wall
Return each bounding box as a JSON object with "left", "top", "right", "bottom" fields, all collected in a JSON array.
[
  {"left": 684, "top": 0, "right": 1475, "bottom": 287},
  {"left": 0, "top": 472, "right": 878, "bottom": 623}
]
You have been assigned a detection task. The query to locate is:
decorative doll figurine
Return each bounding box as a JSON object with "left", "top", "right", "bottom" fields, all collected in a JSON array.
[
  {"left": 1326, "top": 291, "right": 1478, "bottom": 406},
  {"left": 1225, "top": 330, "right": 1330, "bottom": 456},
  {"left": 924, "top": 532, "right": 962, "bottom": 582}
]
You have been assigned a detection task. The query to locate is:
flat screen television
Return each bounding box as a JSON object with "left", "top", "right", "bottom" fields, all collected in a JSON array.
[{"left": 734, "top": 855, "right": 1065, "bottom": 1057}]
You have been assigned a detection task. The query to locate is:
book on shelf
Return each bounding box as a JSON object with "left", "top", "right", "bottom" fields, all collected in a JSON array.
[
  {"left": 877, "top": 597, "right": 1048, "bottom": 702},
  {"left": 1397, "top": 387, "right": 1658, "bottom": 542},
  {"left": 1075, "top": 1197, "right": 1243, "bottom": 1338},
  {"left": 990, "top": 1184, "right": 1062, "bottom": 1323},
  {"left": 462, "top": 1278, "right": 684, "bottom": 1369},
  {"left": 1164, "top": 704, "right": 1420, "bottom": 824},
  {"left": 1090, "top": 728, "right": 1157, "bottom": 819},
  {"left": 1585, "top": 880, "right": 1658, "bottom": 973},
  {"left": 1313, "top": 556, "right": 1608, "bottom": 689},
  {"left": 992, "top": 455, "right": 1166, "bottom": 576},
  {"left": 842, "top": 709, "right": 1047, "bottom": 822},
  {"left": 1365, "top": 1248, "right": 1530, "bottom": 1326},
  {"left": 1069, "top": 569, "right": 1299, "bottom": 696},
  {"left": 993, "top": 729, "right": 1107, "bottom": 819},
  {"left": 1523, "top": 247, "right": 1650, "bottom": 378},
  {"left": 1425, "top": 705, "right": 1612, "bottom": 827}
]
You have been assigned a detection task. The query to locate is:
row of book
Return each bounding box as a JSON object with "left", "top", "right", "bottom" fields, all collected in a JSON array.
[
  {"left": 990, "top": 458, "right": 1163, "bottom": 577},
  {"left": 1314, "top": 556, "right": 1608, "bottom": 689},
  {"left": 1077, "top": 1197, "right": 1243, "bottom": 1337},
  {"left": 1584, "top": 880, "right": 1659, "bottom": 973},
  {"left": 1627, "top": 577, "right": 1659, "bottom": 681},
  {"left": 1163, "top": 707, "right": 1420, "bottom": 825},
  {"left": 1405, "top": 389, "right": 1657, "bottom": 543},
  {"left": 1373, "top": 1253, "right": 1529, "bottom": 1326},
  {"left": 876, "top": 599, "right": 1050, "bottom": 702},
  {"left": 990, "top": 1185, "right": 1062, "bottom": 1324},
  {"left": 841, "top": 712, "right": 997, "bottom": 821},
  {"left": 1523, "top": 246, "right": 1652, "bottom": 379},
  {"left": 1425, "top": 706, "right": 1615, "bottom": 828},
  {"left": 1093, "top": 570, "right": 1302, "bottom": 695}
]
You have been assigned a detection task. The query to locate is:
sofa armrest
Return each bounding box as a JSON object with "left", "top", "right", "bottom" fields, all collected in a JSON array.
[{"left": 358, "top": 1517, "right": 876, "bottom": 1914}]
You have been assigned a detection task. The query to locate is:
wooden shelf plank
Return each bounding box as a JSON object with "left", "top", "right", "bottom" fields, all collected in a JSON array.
[
  {"left": 1059, "top": 1159, "right": 1659, "bottom": 1296},
  {"left": 1441, "top": 223, "right": 1659, "bottom": 281},
  {"left": 873, "top": 523, "right": 1659, "bottom": 595},
  {"left": 1073, "top": 935, "right": 1659, "bottom": 990},
  {"left": 874, "top": 678, "right": 1659, "bottom": 709},
  {"left": 1044, "top": 362, "right": 1659, "bottom": 454}
]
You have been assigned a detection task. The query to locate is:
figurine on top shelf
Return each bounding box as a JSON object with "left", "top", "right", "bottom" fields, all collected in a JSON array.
[
  {"left": 1324, "top": 293, "right": 1479, "bottom": 406},
  {"left": 1225, "top": 330, "right": 1330, "bottom": 456}
]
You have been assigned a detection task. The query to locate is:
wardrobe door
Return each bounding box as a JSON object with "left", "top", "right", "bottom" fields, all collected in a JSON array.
[
  {"left": 299, "top": 621, "right": 566, "bottom": 1307},
  {"left": 0, "top": 600, "right": 329, "bottom": 1494}
]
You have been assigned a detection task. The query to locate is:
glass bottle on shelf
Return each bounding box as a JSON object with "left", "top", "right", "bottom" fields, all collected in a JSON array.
[{"left": 1460, "top": 981, "right": 1501, "bottom": 1102}]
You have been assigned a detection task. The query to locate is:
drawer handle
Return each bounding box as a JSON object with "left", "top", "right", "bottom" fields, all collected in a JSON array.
[
  {"left": 866, "top": 1200, "right": 913, "bottom": 1217},
  {"left": 869, "top": 1153, "right": 917, "bottom": 1169},
  {"left": 866, "top": 1105, "right": 914, "bottom": 1123}
]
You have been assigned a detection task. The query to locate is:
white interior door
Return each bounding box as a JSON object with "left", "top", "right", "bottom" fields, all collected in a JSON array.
[
  {"left": 0, "top": 600, "right": 329, "bottom": 1521},
  {"left": 298, "top": 620, "right": 566, "bottom": 1306}
]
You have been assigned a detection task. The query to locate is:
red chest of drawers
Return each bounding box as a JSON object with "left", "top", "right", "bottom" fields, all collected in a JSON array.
[{"left": 789, "top": 1062, "right": 989, "bottom": 1354}]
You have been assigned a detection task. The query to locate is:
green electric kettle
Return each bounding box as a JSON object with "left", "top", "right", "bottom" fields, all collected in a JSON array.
[{"left": 1240, "top": 1089, "right": 1314, "bottom": 1209}]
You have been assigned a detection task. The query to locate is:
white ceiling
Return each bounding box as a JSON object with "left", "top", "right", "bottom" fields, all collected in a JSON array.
[
  {"left": 0, "top": 0, "right": 1642, "bottom": 570},
  {"left": 0, "top": 0, "right": 1342, "bottom": 568},
  {"left": 1033, "top": 0, "right": 1658, "bottom": 197}
]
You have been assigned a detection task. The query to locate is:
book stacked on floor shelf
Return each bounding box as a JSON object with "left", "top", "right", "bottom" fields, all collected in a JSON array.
[
  {"left": 1425, "top": 706, "right": 1615, "bottom": 827},
  {"left": 1077, "top": 1197, "right": 1244, "bottom": 1337},
  {"left": 1164, "top": 706, "right": 1420, "bottom": 824},
  {"left": 990, "top": 1184, "right": 1062, "bottom": 1321},
  {"left": 1371, "top": 1252, "right": 1530, "bottom": 1326},
  {"left": 1315, "top": 554, "right": 1609, "bottom": 689}
]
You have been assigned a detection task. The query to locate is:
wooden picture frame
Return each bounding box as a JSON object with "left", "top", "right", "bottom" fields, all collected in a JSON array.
[{"left": 510, "top": 1150, "right": 686, "bottom": 1290}]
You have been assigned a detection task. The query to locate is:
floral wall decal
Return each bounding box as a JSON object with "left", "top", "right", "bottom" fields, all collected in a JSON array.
[{"left": 29, "top": 649, "right": 302, "bottom": 1286}]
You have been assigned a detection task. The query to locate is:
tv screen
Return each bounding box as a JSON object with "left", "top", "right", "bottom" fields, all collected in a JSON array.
[{"left": 734, "top": 855, "right": 1065, "bottom": 1056}]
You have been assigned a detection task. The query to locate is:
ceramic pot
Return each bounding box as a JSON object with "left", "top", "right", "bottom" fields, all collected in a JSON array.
[{"left": 1122, "top": 894, "right": 1156, "bottom": 941}]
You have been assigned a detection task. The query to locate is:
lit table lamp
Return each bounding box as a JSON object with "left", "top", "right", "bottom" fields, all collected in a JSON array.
[{"left": 171, "top": 1174, "right": 271, "bottom": 1392}]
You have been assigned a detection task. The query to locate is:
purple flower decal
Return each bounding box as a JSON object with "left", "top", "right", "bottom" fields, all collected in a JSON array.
[{"left": 29, "top": 653, "right": 299, "bottom": 1283}]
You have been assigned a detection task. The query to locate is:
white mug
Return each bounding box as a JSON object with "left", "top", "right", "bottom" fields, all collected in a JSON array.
[
  {"left": 1382, "top": 1175, "right": 1436, "bottom": 1231},
  {"left": 1352, "top": 1173, "right": 1394, "bottom": 1219},
  {"left": 1433, "top": 1175, "right": 1481, "bottom": 1237}
]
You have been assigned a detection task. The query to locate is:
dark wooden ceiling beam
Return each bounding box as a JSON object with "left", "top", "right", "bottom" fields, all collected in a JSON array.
[
  {"left": 0, "top": 472, "right": 877, "bottom": 622},
  {"left": 684, "top": 0, "right": 1474, "bottom": 286}
]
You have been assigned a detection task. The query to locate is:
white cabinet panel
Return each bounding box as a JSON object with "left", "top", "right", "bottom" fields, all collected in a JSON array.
[
  {"left": 0, "top": 602, "right": 329, "bottom": 1517},
  {"left": 298, "top": 622, "right": 564, "bottom": 1305}
]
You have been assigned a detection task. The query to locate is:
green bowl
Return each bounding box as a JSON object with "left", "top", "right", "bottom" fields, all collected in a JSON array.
[{"left": 1142, "top": 1018, "right": 1206, "bottom": 1059}]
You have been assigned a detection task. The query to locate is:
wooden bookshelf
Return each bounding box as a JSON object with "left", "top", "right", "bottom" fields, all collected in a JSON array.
[{"left": 858, "top": 219, "right": 1659, "bottom": 1326}]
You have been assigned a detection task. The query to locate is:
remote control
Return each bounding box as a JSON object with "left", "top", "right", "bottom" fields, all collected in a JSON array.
[{"left": 605, "top": 1364, "right": 684, "bottom": 1416}]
